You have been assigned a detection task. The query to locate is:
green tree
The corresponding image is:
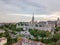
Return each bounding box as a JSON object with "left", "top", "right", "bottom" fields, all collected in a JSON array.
[
  {"left": 53, "top": 31, "right": 60, "bottom": 41},
  {"left": 55, "top": 27, "right": 60, "bottom": 32},
  {"left": 56, "top": 40, "right": 60, "bottom": 45}
]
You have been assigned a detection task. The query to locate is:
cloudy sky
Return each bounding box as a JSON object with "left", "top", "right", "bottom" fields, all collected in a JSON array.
[{"left": 0, "top": 0, "right": 60, "bottom": 23}]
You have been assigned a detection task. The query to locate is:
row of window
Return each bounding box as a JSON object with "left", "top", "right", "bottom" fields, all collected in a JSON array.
[{"left": 18, "top": 24, "right": 46, "bottom": 27}]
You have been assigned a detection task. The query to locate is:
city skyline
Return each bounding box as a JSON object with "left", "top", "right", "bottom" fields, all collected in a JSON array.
[{"left": 0, "top": 13, "right": 60, "bottom": 23}]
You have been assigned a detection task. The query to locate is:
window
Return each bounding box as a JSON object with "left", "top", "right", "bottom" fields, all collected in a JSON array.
[
  {"left": 39, "top": 25, "right": 42, "bottom": 27},
  {"left": 35, "top": 24, "right": 38, "bottom": 27},
  {"left": 25, "top": 24, "right": 29, "bottom": 26},
  {"left": 21, "top": 23, "right": 24, "bottom": 26}
]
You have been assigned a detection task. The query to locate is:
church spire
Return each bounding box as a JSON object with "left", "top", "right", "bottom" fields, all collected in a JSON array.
[
  {"left": 57, "top": 17, "right": 60, "bottom": 20},
  {"left": 31, "top": 13, "right": 34, "bottom": 24}
]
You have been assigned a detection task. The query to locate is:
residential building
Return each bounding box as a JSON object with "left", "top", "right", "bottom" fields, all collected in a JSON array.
[
  {"left": 12, "top": 37, "right": 46, "bottom": 45},
  {"left": 0, "top": 29, "right": 5, "bottom": 33},
  {"left": 0, "top": 37, "right": 7, "bottom": 45}
]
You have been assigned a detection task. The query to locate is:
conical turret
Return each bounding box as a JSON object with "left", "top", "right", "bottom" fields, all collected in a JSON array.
[{"left": 57, "top": 17, "right": 60, "bottom": 27}]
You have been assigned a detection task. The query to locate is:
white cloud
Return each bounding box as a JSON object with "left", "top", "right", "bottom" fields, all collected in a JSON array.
[
  {"left": 0, "top": 0, "right": 60, "bottom": 14},
  {"left": 0, "top": 0, "right": 60, "bottom": 23}
]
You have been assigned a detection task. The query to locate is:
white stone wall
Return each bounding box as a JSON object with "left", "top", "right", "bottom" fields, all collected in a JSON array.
[{"left": 17, "top": 23, "right": 52, "bottom": 31}]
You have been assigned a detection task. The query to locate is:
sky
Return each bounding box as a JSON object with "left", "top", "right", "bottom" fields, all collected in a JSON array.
[{"left": 0, "top": 0, "right": 60, "bottom": 23}]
